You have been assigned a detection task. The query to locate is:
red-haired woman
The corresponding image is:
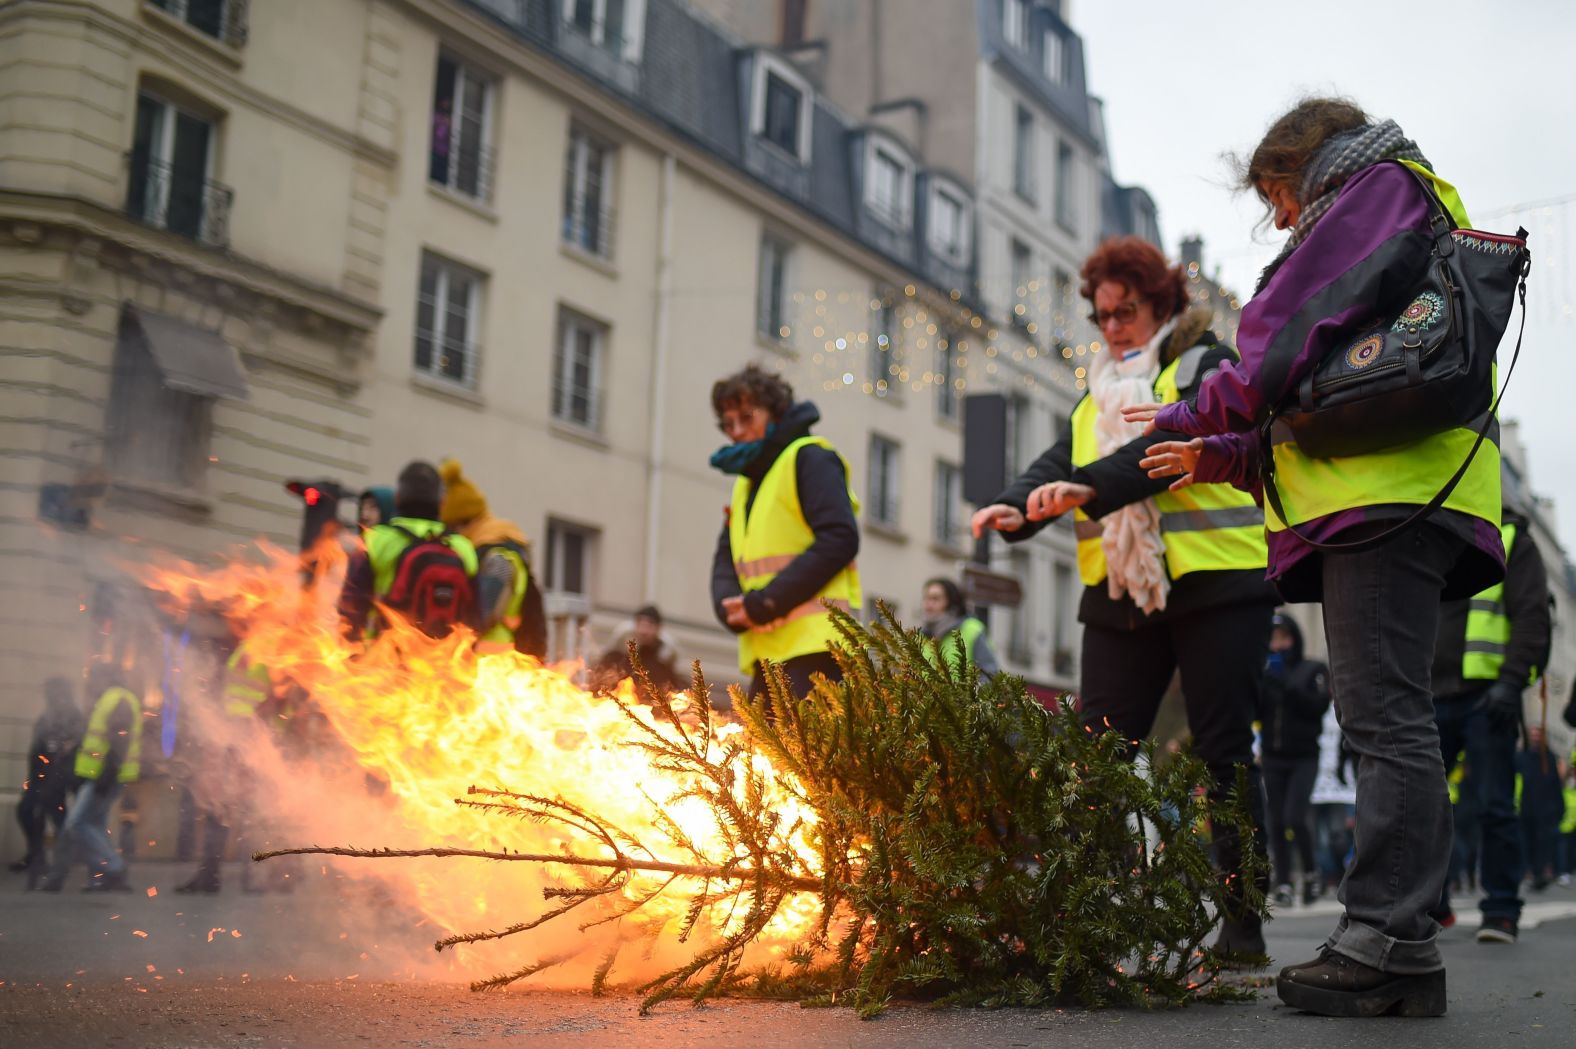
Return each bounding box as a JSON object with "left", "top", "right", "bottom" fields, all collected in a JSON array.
[{"left": 971, "top": 236, "right": 1276, "bottom": 959}]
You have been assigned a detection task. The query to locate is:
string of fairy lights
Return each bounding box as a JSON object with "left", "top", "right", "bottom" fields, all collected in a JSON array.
[{"left": 776, "top": 267, "right": 1246, "bottom": 404}]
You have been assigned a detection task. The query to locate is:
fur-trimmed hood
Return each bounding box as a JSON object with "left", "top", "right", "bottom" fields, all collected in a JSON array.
[{"left": 1160, "top": 306, "right": 1216, "bottom": 366}]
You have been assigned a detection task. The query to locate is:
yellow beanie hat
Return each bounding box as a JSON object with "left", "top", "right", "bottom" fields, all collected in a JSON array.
[{"left": 439, "top": 459, "right": 488, "bottom": 526}]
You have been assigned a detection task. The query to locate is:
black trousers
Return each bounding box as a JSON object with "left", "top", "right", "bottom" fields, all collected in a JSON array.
[
  {"left": 1263, "top": 754, "right": 1319, "bottom": 887},
  {"left": 747, "top": 652, "right": 842, "bottom": 710},
  {"left": 16, "top": 787, "right": 71, "bottom": 866},
  {"left": 1080, "top": 600, "right": 1275, "bottom": 909}
]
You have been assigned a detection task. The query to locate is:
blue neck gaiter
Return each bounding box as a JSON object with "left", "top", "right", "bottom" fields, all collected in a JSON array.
[
  {"left": 709, "top": 424, "right": 778, "bottom": 476},
  {"left": 1265, "top": 652, "right": 1286, "bottom": 675}
]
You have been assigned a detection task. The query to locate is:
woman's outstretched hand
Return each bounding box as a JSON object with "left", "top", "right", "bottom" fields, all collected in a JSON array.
[
  {"left": 1140, "top": 438, "right": 1205, "bottom": 491},
  {"left": 1121, "top": 402, "right": 1167, "bottom": 435},
  {"left": 1025, "top": 481, "right": 1095, "bottom": 522},
  {"left": 971, "top": 504, "right": 1026, "bottom": 539}
]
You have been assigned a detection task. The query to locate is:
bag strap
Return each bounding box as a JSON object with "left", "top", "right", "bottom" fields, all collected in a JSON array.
[{"left": 1260, "top": 265, "right": 1529, "bottom": 555}]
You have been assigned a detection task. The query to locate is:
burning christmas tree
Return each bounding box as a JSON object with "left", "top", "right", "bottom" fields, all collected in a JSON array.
[{"left": 151, "top": 546, "right": 1263, "bottom": 1016}]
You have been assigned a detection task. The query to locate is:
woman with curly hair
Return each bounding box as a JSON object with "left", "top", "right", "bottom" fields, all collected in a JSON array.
[
  {"left": 971, "top": 236, "right": 1276, "bottom": 960},
  {"left": 709, "top": 364, "right": 861, "bottom": 703}
]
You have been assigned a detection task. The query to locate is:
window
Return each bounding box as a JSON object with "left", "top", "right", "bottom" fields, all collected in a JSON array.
[
  {"left": 1010, "top": 238, "right": 1033, "bottom": 327},
  {"left": 1007, "top": 550, "right": 1032, "bottom": 663},
  {"left": 757, "top": 234, "right": 791, "bottom": 340},
  {"left": 1005, "top": 393, "right": 1032, "bottom": 479},
  {"left": 936, "top": 333, "right": 959, "bottom": 420},
  {"left": 430, "top": 55, "right": 494, "bottom": 201},
  {"left": 1043, "top": 29, "right": 1065, "bottom": 84},
  {"left": 866, "top": 142, "right": 912, "bottom": 229},
  {"left": 562, "top": 126, "right": 615, "bottom": 257},
  {"left": 870, "top": 301, "right": 898, "bottom": 397},
  {"left": 762, "top": 72, "right": 803, "bottom": 156},
  {"left": 148, "top": 0, "right": 246, "bottom": 47},
  {"left": 127, "top": 92, "right": 229, "bottom": 247},
  {"left": 414, "top": 252, "right": 483, "bottom": 387},
  {"left": 1052, "top": 560, "right": 1075, "bottom": 675},
  {"left": 868, "top": 434, "right": 901, "bottom": 528},
  {"left": 545, "top": 519, "right": 598, "bottom": 665},
  {"left": 934, "top": 461, "right": 963, "bottom": 547},
  {"left": 1055, "top": 140, "right": 1076, "bottom": 231},
  {"left": 928, "top": 183, "right": 968, "bottom": 262},
  {"left": 1002, "top": 0, "right": 1029, "bottom": 49},
  {"left": 1053, "top": 267, "right": 1074, "bottom": 327},
  {"left": 105, "top": 311, "right": 211, "bottom": 489},
  {"left": 562, "top": 0, "right": 645, "bottom": 60},
  {"left": 780, "top": 0, "right": 808, "bottom": 45},
  {"left": 553, "top": 308, "right": 606, "bottom": 430},
  {"left": 1012, "top": 103, "right": 1035, "bottom": 201}
]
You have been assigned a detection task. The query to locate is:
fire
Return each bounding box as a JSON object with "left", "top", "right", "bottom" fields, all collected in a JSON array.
[{"left": 146, "top": 540, "right": 825, "bottom": 988}]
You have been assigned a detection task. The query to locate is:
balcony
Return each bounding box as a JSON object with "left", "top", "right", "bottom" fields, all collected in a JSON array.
[
  {"left": 429, "top": 139, "right": 495, "bottom": 205},
  {"left": 126, "top": 155, "right": 233, "bottom": 249}
]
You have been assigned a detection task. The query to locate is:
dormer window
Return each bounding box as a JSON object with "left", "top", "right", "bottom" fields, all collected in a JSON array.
[
  {"left": 750, "top": 52, "right": 813, "bottom": 162},
  {"left": 1003, "top": 0, "right": 1029, "bottom": 49},
  {"left": 1044, "top": 29, "right": 1066, "bottom": 84},
  {"left": 561, "top": 0, "right": 647, "bottom": 63},
  {"left": 927, "top": 180, "right": 972, "bottom": 265},
  {"left": 864, "top": 136, "right": 914, "bottom": 230}
]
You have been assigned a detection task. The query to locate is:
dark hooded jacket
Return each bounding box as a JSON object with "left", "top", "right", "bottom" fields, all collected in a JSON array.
[
  {"left": 1431, "top": 509, "right": 1551, "bottom": 699},
  {"left": 1258, "top": 613, "right": 1330, "bottom": 760},
  {"left": 710, "top": 402, "right": 860, "bottom": 632}
]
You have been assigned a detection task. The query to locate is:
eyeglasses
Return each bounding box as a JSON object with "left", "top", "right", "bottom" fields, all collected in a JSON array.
[
  {"left": 717, "top": 406, "right": 767, "bottom": 435},
  {"left": 1087, "top": 300, "right": 1143, "bottom": 328}
]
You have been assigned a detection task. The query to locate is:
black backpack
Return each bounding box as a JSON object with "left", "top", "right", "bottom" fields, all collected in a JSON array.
[{"left": 382, "top": 526, "right": 475, "bottom": 638}]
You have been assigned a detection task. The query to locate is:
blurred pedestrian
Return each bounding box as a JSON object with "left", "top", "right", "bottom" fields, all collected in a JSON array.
[
  {"left": 10, "top": 677, "right": 84, "bottom": 888},
  {"left": 358, "top": 486, "right": 394, "bottom": 530},
  {"left": 591, "top": 605, "right": 683, "bottom": 696},
  {"left": 42, "top": 666, "right": 140, "bottom": 892},
  {"left": 1557, "top": 760, "right": 1576, "bottom": 885},
  {"left": 1131, "top": 99, "right": 1503, "bottom": 1017},
  {"left": 918, "top": 578, "right": 1000, "bottom": 681},
  {"left": 1431, "top": 504, "right": 1550, "bottom": 942},
  {"left": 972, "top": 236, "right": 1275, "bottom": 960},
  {"left": 1309, "top": 704, "right": 1356, "bottom": 895},
  {"left": 1518, "top": 725, "right": 1564, "bottom": 891},
  {"left": 1259, "top": 612, "right": 1331, "bottom": 907},
  {"left": 438, "top": 459, "right": 548, "bottom": 658},
  {"left": 709, "top": 365, "right": 861, "bottom": 704}
]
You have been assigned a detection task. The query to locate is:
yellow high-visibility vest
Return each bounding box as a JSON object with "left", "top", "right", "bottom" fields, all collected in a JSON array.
[
  {"left": 1463, "top": 523, "right": 1527, "bottom": 683},
  {"left": 478, "top": 543, "right": 529, "bottom": 650},
  {"left": 74, "top": 686, "right": 142, "bottom": 784},
  {"left": 728, "top": 436, "right": 862, "bottom": 674},
  {"left": 223, "top": 647, "right": 270, "bottom": 719},
  {"left": 1265, "top": 164, "right": 1501, "bottom": 548},
  {"left": 1070, "top": 351, "right": 1267, "bottom": 587}
]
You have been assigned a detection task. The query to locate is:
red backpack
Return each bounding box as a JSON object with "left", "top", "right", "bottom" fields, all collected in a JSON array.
[{"left": 382, "top": 526, "right": 475, "bottom": 638}]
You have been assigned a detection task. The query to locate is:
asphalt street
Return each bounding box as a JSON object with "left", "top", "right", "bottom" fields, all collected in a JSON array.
[{"left": 2, "top": 861, "right": 1572, "bottom": 1048}]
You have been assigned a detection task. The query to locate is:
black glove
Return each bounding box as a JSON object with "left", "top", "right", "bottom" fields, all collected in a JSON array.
[
  {"left": 1481, "top": 681, "right": 1523, "bottom": 734},
  {"left": 1335, "top": 733, "right": 1355, "bottom": 786}
]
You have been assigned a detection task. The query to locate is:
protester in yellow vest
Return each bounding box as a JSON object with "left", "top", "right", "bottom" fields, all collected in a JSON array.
[
  {"left": 918, "top": 578, "right": 999, "bottom": 681},
  {"left": 41, "top": 665, "right": 139, "bottom": 893},
  {"left": 709, "top": 365, "right": 861, "bottom": 703},
  {"left": 438, "top": 459, "right": 547, "bottom": 659},
  {"left": 1427, "top": 505, "right": 1550, "bottom": 941},
  {"left": 1130, "top": 101, "right": 1502, "bottom": 1017},
  {"left": 338, "top": 460, "right": 479, "bottom": 639},
  {"left": 972, "top": 235, "right": 1275, "bottom": 962}
]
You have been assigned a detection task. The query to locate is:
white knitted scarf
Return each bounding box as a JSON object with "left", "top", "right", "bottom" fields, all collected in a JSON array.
[{"left": 1086, "top": 316, "right": 1177, "bottom": 614}]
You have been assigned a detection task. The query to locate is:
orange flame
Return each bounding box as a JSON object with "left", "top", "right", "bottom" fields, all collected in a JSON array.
[{"left": 146, "top": 540, "right": 824, "bottom": 986}]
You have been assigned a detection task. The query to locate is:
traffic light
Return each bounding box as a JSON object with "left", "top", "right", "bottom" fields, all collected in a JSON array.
[{"left": 284, "top": 479, "right": 343, "bottom": 552}]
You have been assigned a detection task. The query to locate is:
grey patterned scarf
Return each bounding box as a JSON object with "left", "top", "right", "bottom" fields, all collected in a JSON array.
[{"left": 1256, "top": 119, "right": 1432, "bottom": 292}]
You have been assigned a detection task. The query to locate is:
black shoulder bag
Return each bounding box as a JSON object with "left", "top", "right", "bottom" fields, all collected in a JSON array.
[{"left": 1260, "top": 169, "right": 1531, "bottom": 553}]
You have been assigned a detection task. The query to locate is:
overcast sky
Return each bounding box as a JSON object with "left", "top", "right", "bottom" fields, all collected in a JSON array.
[{"left": 1075, "top": 0, "right": 1576, "bottom": 557}]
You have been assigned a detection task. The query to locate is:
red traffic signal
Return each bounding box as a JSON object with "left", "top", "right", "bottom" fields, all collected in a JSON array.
[{"left": 284, "top": 479, "right": 344, "bottom": 552}]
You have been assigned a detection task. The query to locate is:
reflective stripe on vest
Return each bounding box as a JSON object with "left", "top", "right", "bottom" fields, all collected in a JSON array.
[
  {"left": 479, "top": 544, "right": 529, "bottom": 647},
  {"left": 931, "top": 617, "right": 986, "bottom": 673},
  {"left": 728, "top": 435, "right": 862, "bottom": 674},
  {"left": 1069, "top": 354, "right": 1267, "bottom": 587},
  {"left": 1264, "top": 167, "right": 1502, "bottom": 549},
  {"left": 75, "top": 686, "right": 142, "bottom": 784},
  {"left": 224, "top": 647, "right": 270, "bottom": 719},
  {"left": 1463, "top": 523, "right": 1518, "bottom": 681}
]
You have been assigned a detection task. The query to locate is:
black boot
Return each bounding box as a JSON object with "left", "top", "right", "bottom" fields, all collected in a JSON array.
[
  {"left": 1212, "top": 910, "right": 1268, "bottom": 966},
  {"left": 1277, "top": 948, "right": 1446, "bottom": 1017},
  {"left": 175, "top": 867, "right": 222, "bottom": 894}
]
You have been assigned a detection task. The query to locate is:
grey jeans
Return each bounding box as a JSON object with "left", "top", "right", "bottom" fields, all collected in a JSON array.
[
  {"left": 1320, "top": 522, "right": 1465, "bottom": 974},
  {"left": 48, "top": 780, "right": 125, "bottom": 883}
]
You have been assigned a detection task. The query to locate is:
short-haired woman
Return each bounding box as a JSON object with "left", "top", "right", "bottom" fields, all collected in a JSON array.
[
  {"left": 1129, "top": 98, "right": 1502, "bottom": 1017},
  {"left": 709, "top": 365, "right": 862, "bottom": 702},
  {"left": 972, "top": 236, "right": 1277, "bottom": 960}
]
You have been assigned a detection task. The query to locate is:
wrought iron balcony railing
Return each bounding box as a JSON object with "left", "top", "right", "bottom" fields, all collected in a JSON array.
[
  {"left": 126, "top": 155, "right": 234, "bottom": 249},
  {"left": 561, "top": 192, "right": 617, "bottom": 259},
  {"left": 148, "top": 0, "right": 249, "bottom": 49}
]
